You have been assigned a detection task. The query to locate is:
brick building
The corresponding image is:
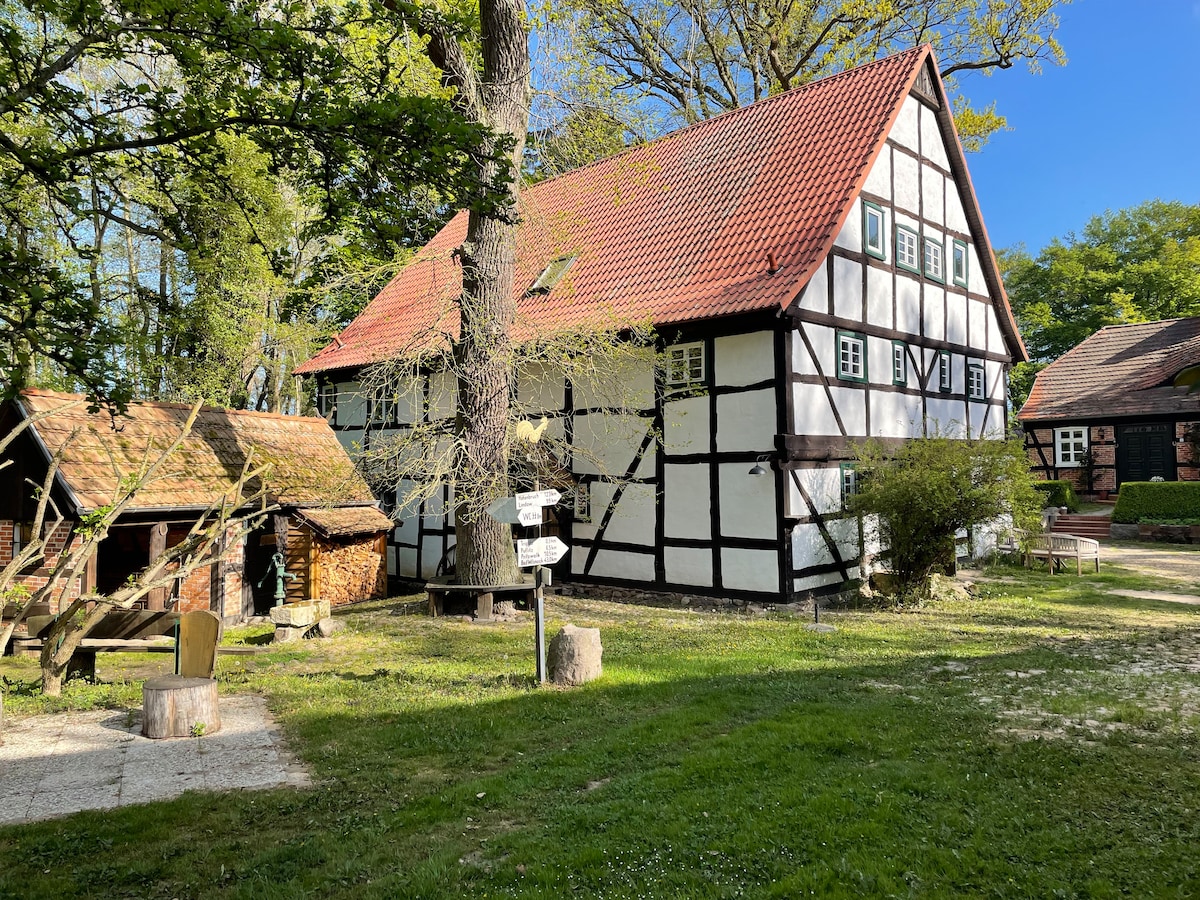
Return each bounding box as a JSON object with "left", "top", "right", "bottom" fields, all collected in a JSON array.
[
  {"left": 1, "top": 390, "right": 392, "bottom": 621},
  {"left": 1019, "top": 317, "right": 1200, "bottom": 496}
]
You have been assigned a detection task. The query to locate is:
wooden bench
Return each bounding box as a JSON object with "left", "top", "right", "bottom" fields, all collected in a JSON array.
[
  {"left": 12, "top": 609, "right": 255, "bottom": 680},
  {"left": 1023, "top": 532, "right": 1101, "bottom": 575},
  {"left": 425, "top": 577, "right": 536, "bottom": 620}
]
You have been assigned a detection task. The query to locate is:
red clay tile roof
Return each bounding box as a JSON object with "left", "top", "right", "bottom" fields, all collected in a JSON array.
[
  {"left": 297, "top": 46, "right": 1023, "bottom": 376},
  {"left": 1019, "top": 317, "right": 1200, "bottom": 422},
  {"left": 296, "top": 506, "right": 393, "bottom": 537},
  {"left": 16, "top": 389, "right": 377, "bottom": 514}
]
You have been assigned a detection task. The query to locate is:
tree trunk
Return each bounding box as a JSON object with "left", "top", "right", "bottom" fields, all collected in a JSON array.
[{"left": 428, "top": 0, "right": 531, "bottom": 587}]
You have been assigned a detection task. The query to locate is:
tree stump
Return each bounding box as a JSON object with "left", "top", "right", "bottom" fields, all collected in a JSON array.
[
  {"left": 142, "top": 676, "right": 221, "bottom": 739},
  {"left": 548, "top": 625, "right": 603, "bottom": 686}
]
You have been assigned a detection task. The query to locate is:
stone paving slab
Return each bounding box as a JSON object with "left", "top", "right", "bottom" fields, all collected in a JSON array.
[{"left": 0, "top": 695, "right": 309, "bottom": 826}]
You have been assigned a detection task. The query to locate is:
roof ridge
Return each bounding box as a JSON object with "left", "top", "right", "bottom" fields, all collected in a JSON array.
[{"left": 523, "top": 44, "right": 930, "bottom": 193}]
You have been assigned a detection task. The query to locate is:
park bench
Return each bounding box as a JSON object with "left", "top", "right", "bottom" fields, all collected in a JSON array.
[{"left": 1022, "top": 531, "right": 1101, "bottom": 576}]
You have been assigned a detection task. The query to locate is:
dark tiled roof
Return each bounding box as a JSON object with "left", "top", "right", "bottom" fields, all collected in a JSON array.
[
  {"left": 1019, "top": 317, "right": 1200, "bottom": 422},
  {"left": 297, "top": 46, "right": 1022, "bottom": 376},
  {"left": 17, "top": 389, "right": 377, "bottom": 513},
  {"left": 296, "top": 506, "right": 392, "bottom": 537}
]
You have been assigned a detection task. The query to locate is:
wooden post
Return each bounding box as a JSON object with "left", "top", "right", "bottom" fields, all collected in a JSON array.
[
  {"left": 148, "top": 523, "right": 168, "bottom": 610},
  {"left": 534, "top": 567, "right": 547, "bottom": 684}
]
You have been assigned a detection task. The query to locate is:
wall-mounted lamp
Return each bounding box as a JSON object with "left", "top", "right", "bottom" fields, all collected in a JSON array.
[{"left": 748, "top": 455, "right": 771, "bottom": 477}]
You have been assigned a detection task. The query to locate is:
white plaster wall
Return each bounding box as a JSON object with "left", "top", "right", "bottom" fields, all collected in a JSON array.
[
  {"left": 834, "top": 198, "right": 862, "bottom": 252},
  {"left": 516, "top": 362, "right": 565, "bottom": 414},
  {"left": 833, "top": 257, "right": 863, "bottom": 320},
  {"left": 717, "top": 464, "right": 776, "bottom": 539},
  {"left": 866, "top": 267, "right": 892, "bottom": 328},
  {"left": 396, "top": 382, "right": 423, "bottom": 425},
  {"left": 892, "top": 96, "right": 920, "bottom": 152},
  {"left": 863, "top": 148, "right": 891, "bottom": 198},
  {"left": 793, "top": 323, "right": 834, "bottom": 376},
  {"left": 919, "top": 103, "right": 949, "bottom": 169},
  {"left": 422, "top": 489, "right": 446, "bottom": 532},
  {"left": 663, "top": 395, "right": 709, "bottom": 454},
  {"left": 714, "top": 331, "right": 775, "bottom": 386},
  {"left": 826, "top": 516, "right": 861, "bottom": 562},
  {"left": 946, "top": 291, "right": 968, "bottom": 345},
  {"left": 923, "top": 286, "right": 945, "bottom": 341},
  {"left": 396, "top": 546, "right": 418, "bottom": 579},
  {"left": 986, "top": 305, "right": 1008, "bottom": 355},
  {"left": 572, "top": 413, "right": 654, "bottom": 478},
  {"left": 871, "top": 391, "right": 921, "bottom": 438},
  {"left": 791, "top": 522, "right": 835, "bottom": 567},
  {"left": 867, "top": 336, "right": 895, "bottom": 387},
  {"left": 575, "top": 548, "right": 655, "bottom": 582},
  {"left": 893, "top": 152, "right": 920, "bottom": 215},
  {"left": 968, "top": 298, "right": 987, "bottom": 349},
  {"left": 428, "top": 371, "right": 456, "bottom": 421},
  {"left": 598, "top": 482, "right": 656, "bottom": 546},
  {"left": 797, "top": 264, "right": 828, "bottom": 313},
  {"left": 946, "top": 185, "right": 968, "bottom": 234},
  {"left": 986, "top": 360, "right": 1005, "bottom": 402},
  {"left": 829, "top": 386, "right": 866, "bottom": 436},
  {"left": 336, "top": 381, "right": 366, "bottom": 428},
  {"left": 786, "top": 467, "right": 842, "bottom": 517},
  {"left": 716, "top": 389, "right": 776, "bottom": 453},
  {"left": 791, "top": 384, "right": 842, "bottom": 435},
  {"left": 862, "top": 514, "right": 882, "bottom": 556},
  {"left": 665, "top": 546, "right": 713, "bottom": 587},
  {"left": 896, "top": 275, "right": 921, "bottom": 336},
  {"left": 334, "top": 429, "right": 360, "bottom": 456},
  {"left": 575, "top": 355, "right": 655, "bottom": 410},
  {"left": 794, "top": 571, "right": 843, "bottom": 593},
  {"left": 420, "top": 540, "right": 443, "bottom": 579},
  {"left": 926, "top": 397, "right": 966, "bottom": 437},
  {"left": 921, "top": 167, "right": 944, "bottom": 224},
  {"left": 721, "top": 548, "right": 780, "bottom": 594},
  {"left": 664, "top": 464, "right": 711, "bottom": 540}
]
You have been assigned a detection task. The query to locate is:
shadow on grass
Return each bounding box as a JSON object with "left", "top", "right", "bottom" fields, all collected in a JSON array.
[{"left": 2, "top": 622, "right": 1199, "bottom": 899}]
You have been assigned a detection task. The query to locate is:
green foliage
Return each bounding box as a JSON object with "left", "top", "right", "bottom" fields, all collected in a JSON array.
[
  {"left": 1112, "top": 481, "right": 1200, "bottom": 524},
  {"left": 1004, "top": 200, "right": 1200, "bottom": 361},
  {"left": 1007, "top": 360, "right": 1046, "bottom": 412},
  {"left": 1031, "top": 479, "right": 1080, "bottom": 511},
  {"left": 554, "top": 0, "right": 1068, "bottom": 145},
  {"left": 851, "top": 436, "right": 1043, "bottom": 597}
]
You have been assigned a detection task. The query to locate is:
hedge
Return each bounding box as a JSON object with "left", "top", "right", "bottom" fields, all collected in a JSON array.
[
  {"left": 1032, "top": 480, "right": 1080, "bottom": 512},
  {"left": 1112, "top": 482, "right": 1200, "bottom": 524}
]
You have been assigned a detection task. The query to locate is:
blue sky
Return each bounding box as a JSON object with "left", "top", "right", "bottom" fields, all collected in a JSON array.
[{"left": 962, "top": 0, "right": 1200, "bottom": 254}]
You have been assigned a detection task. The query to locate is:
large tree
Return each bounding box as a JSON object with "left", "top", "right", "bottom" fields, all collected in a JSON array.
[
  {"left": 0, "top": 0, "right": 489, "bottom": 406},
  {"left": 547, "top": 0, "right": 1068, "bottom": 149},
  {"left": 1003, "top": 200, "right": 1200, "bottom": 364}
]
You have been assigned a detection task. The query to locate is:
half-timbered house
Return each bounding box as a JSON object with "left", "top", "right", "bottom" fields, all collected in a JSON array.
[
  {"left": 1019, "top": 317, "right": 1200, "bottom": 495},
  {"left": 295, "top": 45, "right": 1026, "bottom": 603}
]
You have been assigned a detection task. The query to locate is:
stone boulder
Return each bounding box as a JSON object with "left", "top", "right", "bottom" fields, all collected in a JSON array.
[{"left": 548, "top": 625, "right": 603, "bottom": 686}]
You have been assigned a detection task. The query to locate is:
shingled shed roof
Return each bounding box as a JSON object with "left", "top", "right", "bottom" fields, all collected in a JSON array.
[
  {"left": 15, "top": 389, "right": 377, "bottom": 514},
  {"left": 1019, "top": 317, "right": 1200, "bottom": 422},
  {"left": 296, "top": 506, "right": 393, "bottom": 537},
  {"left": 297, "top": 45, "right": 1023, "bottom": 376}
]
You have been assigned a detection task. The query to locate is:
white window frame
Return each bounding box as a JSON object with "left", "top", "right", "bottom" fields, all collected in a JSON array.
[
  {"left": 952, "top": 239, "right": 968, "bottom": 288},
  {"left": 967, "top": 363, "right": 986, "bottom": 400},
  {"left": 1055, "top": 427, "right": 1089, "bottom": 467},
  {"left": 666, "top": 342, "right": 705, "bottom": 390},
  {"left": 896, "top": 226, "right": 919, "bottom": 273},
  {"left": 840, "top": 463, "right": 857, "bottom": 509},
  {"left": 892, "top": 341, "right": 907, "bottom": 385},
  {"left": 320, "top": 384, "right": 337, "bottom": 422},
  {"left": 837, "top": 331, "right": 867, "bottom": 382},
  {"left": 938, "top": 351, "right": 952, "bottom": 393},
  {"left": 924, "top": 237, "right": 945, "bottom": 283},
  {"left": 862, "top": 201, "right": 886, "bottom": 260}
]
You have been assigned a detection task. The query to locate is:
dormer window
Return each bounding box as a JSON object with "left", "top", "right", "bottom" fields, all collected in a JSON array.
[{"left": 528, "top": 255, "right": 577, "bottom": 295}]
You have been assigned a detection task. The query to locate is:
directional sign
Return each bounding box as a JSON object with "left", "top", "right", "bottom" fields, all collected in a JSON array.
[
  {"left": 515, "top": 488, "right": 561, "bottom": 510},
  {"left": 486, "top": 496, "right": 543, "bottom": 526},
  {"left": 516, "top": 536, "right": 568, "bottom": 568}
]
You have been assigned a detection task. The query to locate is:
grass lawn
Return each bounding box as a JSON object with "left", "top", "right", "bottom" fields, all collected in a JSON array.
[{"left": 2, "top": 559, "right": 1200, "bottom": 898}]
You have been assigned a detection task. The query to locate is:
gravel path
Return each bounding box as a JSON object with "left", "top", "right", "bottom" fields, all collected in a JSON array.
[{"left": 1103, "top": 543, "right": 1200, "bottom": 587}]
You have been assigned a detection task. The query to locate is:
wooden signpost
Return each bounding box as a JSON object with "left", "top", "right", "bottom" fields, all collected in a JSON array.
[{"left": 488, "top": 489, "right": 564, "bottom": 683}]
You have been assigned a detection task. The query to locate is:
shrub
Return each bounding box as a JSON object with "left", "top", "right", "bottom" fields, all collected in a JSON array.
[
  {"left": 851, "top": 437, "right": 1043, "bottom": 599},
  {"left": 1032, "top": 480, "right": 1080, "bottom": 512},
  {"left": 1112, "top": 482, "right": 1200, "bottom": 524}
]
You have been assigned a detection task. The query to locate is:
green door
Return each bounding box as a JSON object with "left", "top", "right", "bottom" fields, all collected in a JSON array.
[{"left": 1116, "top": 423, "right": 1176, "bottom": 485}]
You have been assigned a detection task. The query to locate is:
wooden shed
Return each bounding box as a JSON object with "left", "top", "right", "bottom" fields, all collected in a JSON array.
[{"left": 1, "top": 389, "right": 392, "bottom": 622}]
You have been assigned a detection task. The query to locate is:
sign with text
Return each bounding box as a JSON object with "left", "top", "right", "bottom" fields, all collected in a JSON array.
[
  {"left": 486, "top": 496, "right": 543, "bottom": 526},
  {"left": 515, "top": 489, "right": 562, "bottom": 510},
  {"left": 516, "top": 536, "right": 568, "bottom": 568}
]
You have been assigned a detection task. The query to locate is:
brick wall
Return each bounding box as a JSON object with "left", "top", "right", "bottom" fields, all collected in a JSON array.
[{"left": 2, "top": 519, "right": 88, "bottom": 612}]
